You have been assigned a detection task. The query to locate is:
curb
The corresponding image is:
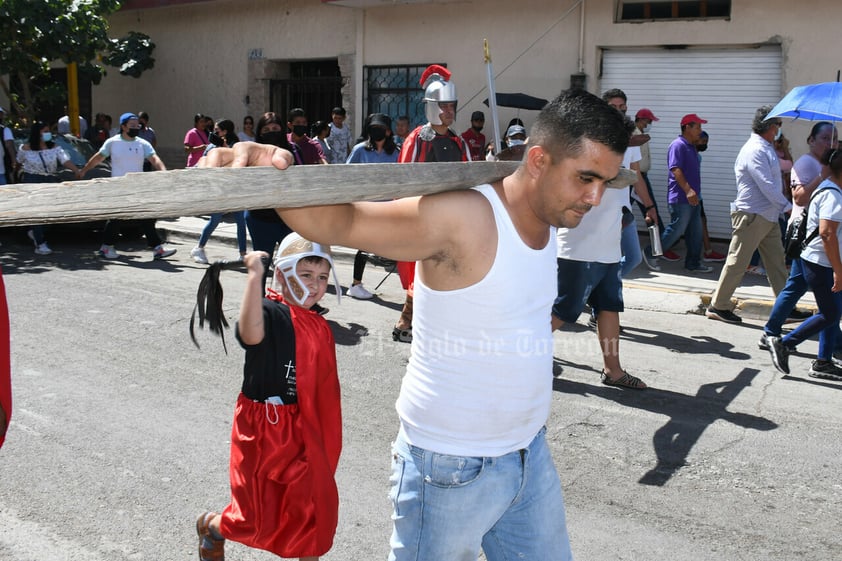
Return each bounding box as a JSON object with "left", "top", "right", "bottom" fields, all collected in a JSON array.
[{"left": 160, "top": 219, "right": 814, "bottom": 321}]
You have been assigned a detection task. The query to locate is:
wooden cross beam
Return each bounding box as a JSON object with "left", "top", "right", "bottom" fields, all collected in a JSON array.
[{"left": 0, "top": 162, "right": 636, "bottom": 227}]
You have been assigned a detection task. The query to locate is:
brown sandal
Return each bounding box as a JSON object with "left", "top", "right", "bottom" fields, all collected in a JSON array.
[
  {"left": 601, "top": 369, "right": 647, "bottom": 390},
  {"left": 196, "top": 511, "right": 225, "bottom": 561}
]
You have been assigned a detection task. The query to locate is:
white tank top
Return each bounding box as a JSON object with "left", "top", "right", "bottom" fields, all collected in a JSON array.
[{"left": 396, "top": 184, "right": 557, "bottom": 456}]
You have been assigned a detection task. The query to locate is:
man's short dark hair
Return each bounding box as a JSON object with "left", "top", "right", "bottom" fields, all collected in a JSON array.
[
  {"left": 288, "top": 107, "right": 307, "bottom": 122},
  {"left": 530, "top": 89, "right": 631, "bottom": 161},
  {"left": 332, "top": 107, "right": 346, "bottom": 116},
  {"left": 601, "top": 88, "right": 627, "bottom": 103}
]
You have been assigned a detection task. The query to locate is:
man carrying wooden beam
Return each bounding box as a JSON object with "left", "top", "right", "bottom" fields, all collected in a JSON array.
[{"left": 199, "top": 88, "right": 631, "bottom": 561}]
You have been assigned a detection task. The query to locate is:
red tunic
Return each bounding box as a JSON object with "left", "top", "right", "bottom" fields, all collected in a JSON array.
[
  {"left": 0, "top": 268, "right": 10, "bottom": 450},
  {"left": 397, "top": 125, "right": 470, "bottom": 292},
  {"left": 219, "top": 296, "right": 341, "bottom": 558}
]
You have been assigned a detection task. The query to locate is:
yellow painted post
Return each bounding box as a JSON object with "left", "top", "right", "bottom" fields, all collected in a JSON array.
[{"left": 67, "top": 63, "right": 80, "bottom": 137}]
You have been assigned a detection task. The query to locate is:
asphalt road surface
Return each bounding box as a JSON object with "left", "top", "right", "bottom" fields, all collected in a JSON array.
[{"left": 0, "top": 228, "right": 840, "bottom": 561}]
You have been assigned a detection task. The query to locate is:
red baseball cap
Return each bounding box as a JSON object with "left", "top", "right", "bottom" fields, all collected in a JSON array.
[
  {"left": 635, "top": 108, "right": 659, "bottom": 121},
  {"left": 680, "top": 113, "right": 708, "bottom": 126}
]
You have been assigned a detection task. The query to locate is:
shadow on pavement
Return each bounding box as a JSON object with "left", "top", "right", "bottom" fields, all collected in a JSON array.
[
  {"left": 619, "top": 324, "right": 752, "bottom": 360},
  {"left": 553, "top": 367, "right": 777, "bottom": 487}
]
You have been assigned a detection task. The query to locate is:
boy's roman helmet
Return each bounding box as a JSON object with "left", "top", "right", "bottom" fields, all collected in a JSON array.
[
  {"left": 420, "top": 64, "right": 456, "bottom": 126},
  {"left": 273, "top": 233, "right": 341, "bottom": 307}
]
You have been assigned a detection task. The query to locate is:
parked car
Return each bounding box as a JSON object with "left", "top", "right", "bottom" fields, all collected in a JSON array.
[
  {"left": 6, "top": 133, "right": 155, "bottom": 238},
  {"left": 13, "top": 132, "right": 111, "bottom": 181}
]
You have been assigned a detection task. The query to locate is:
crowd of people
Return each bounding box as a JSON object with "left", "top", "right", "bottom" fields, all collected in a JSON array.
[{"left": 5, "top": 64, "right": 842, "bottom": 561}]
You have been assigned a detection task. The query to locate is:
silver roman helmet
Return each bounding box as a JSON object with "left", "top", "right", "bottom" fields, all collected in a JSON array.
[{"left": 421, "top": 64, "right": 457, "bottom": 126}]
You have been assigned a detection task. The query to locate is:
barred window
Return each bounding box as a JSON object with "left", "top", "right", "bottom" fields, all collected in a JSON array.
[{"left": 364, "top": 64, "right": 445, "bottom": 128}]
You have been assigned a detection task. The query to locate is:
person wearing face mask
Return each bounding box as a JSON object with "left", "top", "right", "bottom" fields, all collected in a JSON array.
[
  {"left": 392, "top": 65, "right": 471, "bottom": 343},
  {"left": 633, "top": 108, "right": 664, "bottom": 232},
  {"left": 695, "top": 131, "right": 727, "bottom": 264},
  {"left": 241, "top": 112, "right": 323, "bottom": 306},
  {"left": 494, "top": 123, "right": 528, "bottom": 162},
  {"left": 184, "top": 113, "right": 210, "bottom": 167},
  {"left": 190, "top": 119, "right": 248, "bottom": 265},
  {"left": 17, "top": 121, "right": 83, "bottom": 255},
  {"left": 344, "top": 113, "right": 400, "bottom": 300},
  {"left": 461, "top": 110, "right": 487, "bottom": 161},
  {"left": 705, "top": 106, "right": 793, "bottom": 324},
  {"left": 286, "top": 108, "right": 327, "bottom": 165},
  {"left": 760, "top": 121, "right": 842, "bottom": 347},
  {"left": 78, "top": 113, "right": 176, "bottom": 261}
]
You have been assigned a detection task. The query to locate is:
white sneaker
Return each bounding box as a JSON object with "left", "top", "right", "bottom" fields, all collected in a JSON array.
[
  {"left": 190, "top": 246, "right": 208, "bottom": 264},
  {"left": 35, "top": 242, "right": 52, "bottom": 255},
  {"left": 153, "top": 245, "right": 177, "bottom": 260},
  {"left": 99, "top": 244, "right": 119, "bottom": 259},
  {"left": 347, "top": 283, "right": 374, "bottom": 300}
]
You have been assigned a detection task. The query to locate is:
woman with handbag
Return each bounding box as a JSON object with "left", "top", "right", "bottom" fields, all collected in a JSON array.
[
  {"left": 16, "top": 121, "right": 82, "bottom": 255},
  {"left": 769, "top": 146, "right": 842, "bottom": 379}
]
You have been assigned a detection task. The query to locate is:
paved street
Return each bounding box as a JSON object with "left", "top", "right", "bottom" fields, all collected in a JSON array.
[{"left": 0, "top": 226, "right": 840, "bottom": 561}]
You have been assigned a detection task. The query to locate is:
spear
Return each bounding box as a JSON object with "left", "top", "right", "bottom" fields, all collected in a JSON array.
[{"left": 484, "top": 39, "right": 503, "bottom": 157}]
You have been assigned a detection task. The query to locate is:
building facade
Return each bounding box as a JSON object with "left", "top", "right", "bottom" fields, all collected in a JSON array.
[{"left": 88, "top": 0, "right": 837, "bottom": 237}]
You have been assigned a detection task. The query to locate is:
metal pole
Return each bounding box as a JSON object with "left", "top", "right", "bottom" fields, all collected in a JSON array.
[
  {"left": 484, "top": 39, "right": 502, "bottom": 157},
  {"left": 67, "top": 63, "right": 80, "bottom": 137}
]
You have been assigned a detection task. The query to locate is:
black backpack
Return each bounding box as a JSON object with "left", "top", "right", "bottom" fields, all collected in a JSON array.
[{"left": 784, "top": 186, "right": 839, "bottom": 259}]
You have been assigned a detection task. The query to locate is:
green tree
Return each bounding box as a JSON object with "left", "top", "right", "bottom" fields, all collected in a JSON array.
[{"left": 0, "top": 0, "right": 155, "bottom": 121}]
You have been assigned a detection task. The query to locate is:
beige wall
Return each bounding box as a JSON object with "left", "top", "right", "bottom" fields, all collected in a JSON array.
[
  {"left": 106, "top": 0, "right": 357, "bottom": 167},
  {"left": 102, "top": 0, "right": 839, "bottom": 165},
  {"left": 584, "top": 0, "right": 838, "bottom": 158}
]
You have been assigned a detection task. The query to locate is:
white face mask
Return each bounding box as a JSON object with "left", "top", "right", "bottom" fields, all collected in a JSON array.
[
  {"left": 775, "top": 128, "right": 783, "bottom": 141},
  {"left": 507, "top": 138, "right": 525, "bottom": 148},
  {"left": 642, "top": 124, "right": 651, "bottom": 133}
]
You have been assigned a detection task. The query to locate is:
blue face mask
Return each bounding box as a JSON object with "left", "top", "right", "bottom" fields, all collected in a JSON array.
[{"left": 41, "top": 132, "right": 52, "bottom": 143}]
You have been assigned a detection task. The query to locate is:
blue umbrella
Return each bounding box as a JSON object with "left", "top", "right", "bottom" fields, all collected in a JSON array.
[{"left": 767, "top": 82, "right": 842, "bottom": 121}]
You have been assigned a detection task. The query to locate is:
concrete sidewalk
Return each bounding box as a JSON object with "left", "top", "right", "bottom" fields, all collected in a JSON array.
[{"left": 158, "top": 215, "right": 815, "bottom": 320}]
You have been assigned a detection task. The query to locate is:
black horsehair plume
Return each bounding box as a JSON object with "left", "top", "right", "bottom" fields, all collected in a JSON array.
[{"left": 190, "top": 260, "right": 244, "bottom": 354}]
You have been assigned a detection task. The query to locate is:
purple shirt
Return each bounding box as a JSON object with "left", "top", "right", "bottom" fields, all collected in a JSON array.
[
  {"left": 287, "top": 133, "right": 325, "bottom": 165},
  {"left": 667, "top": 135, "right": 701, "bottom": 205}
]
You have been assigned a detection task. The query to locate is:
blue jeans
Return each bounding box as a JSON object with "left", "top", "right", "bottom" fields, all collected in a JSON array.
[
  {"left": 388, "top": 426, "right": 572, "bottom": 561},
  {"left": 243, "top": 211, "right": 292, "bottom": 256},
  {"left": 765, "top": 259, "right": 807, "bottom": 336},
  {"left": 647, "top": 203, "right": 703, "bottom": 270},
  {"left": 22, "top": 172, "right": 55, "bottom": 244},
  {"left": 765, "top": 259, "right": 842, "bottom": 349},
  {"left": 198, "top": 211, "right": 247, "bottom": 254},
  {"left": 782, "top": 260, "right": 842, "bottom": 361},
  {"left": 620, "top": 220, "right": 642, "bottom": 277}
]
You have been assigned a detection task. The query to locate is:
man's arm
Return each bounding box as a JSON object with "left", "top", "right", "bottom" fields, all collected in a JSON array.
[
  {"left": 4, "top": 138, "right": 16, "bottom": 165},
  {"left": 630, "top": 161, "right": 658, "bottom": 223},
  {"left": 147, "top": 154, "right": 166, "bottom": 171},
  {"left": 671, "top": 167, "right": 699, "bottom": 206},
  {"left": 748, "top": 149, "right": 791, "bottom": 210},
  {"left": 199, "top": 142, "right": 482, "bottom": 265},
  {"left": 77, "top": 152, "right": 106, "bottom": 178}
]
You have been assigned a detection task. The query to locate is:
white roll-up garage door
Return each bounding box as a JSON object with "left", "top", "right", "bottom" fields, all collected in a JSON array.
[{"left": 600, "top": 46, "right": 782, "bottom": 238}]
